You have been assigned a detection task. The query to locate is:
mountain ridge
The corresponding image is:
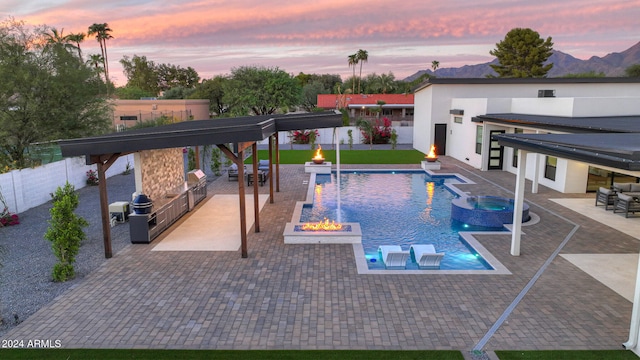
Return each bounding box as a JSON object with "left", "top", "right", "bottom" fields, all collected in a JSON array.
[{"left": 405, "top": 41, "right": 640, "bottom": 81}]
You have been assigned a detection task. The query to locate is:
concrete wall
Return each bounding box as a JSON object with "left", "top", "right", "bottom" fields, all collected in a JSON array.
[
  {"left": 0, "top": 154, "right": 134, "bottom": 214},
  {"left": 259, "top": 126, "right": 414, "bottom": 147}
]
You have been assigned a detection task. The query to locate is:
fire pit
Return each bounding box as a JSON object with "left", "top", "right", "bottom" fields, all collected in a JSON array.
[
  {"left": 312, "top": 145, "right": 325, "bottom": 164},
  {"left": 425, "top": 144, "right": 438, "bottom": 162},
  {"left": 300, "top": 218, "right": 344, "bottom": 231}
]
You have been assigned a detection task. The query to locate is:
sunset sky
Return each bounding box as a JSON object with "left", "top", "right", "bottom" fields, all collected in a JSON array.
[{"left": 2, "top": 0, "right": 639, "bottom": 86}]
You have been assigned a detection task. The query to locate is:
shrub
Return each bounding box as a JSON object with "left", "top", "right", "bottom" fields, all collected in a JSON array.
[
  {"left": 360, "top": 117, "right": 392, "bottom": 145},
  {"left": 291, "top": 129, "right": 319, "bottom": 144},
  {"left": 44, "top": 183, "right": 88, "bottom": 282},
  {"left": 86, "top": 169, "right": 99, "bottom": 186}
]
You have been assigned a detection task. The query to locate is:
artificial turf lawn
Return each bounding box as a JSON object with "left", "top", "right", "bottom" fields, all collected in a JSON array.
[
  {"left": 0, "top": 349, "right": 464, "bottom": 359},
  {"left": 246, "top": 149, "right": 427, "bottom": 165},
  {"left": 494, "top": 350, "right": 638, "bottom": 359}
]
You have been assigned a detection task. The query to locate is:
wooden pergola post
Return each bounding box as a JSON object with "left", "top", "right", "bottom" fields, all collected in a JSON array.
[{"left": 92, "top": 153, "right": 122, "bottom": 259}]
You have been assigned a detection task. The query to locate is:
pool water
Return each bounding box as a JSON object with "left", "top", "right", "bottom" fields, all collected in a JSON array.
[{"left": 300, "top": 171, "right": 498, "bottom": 270}]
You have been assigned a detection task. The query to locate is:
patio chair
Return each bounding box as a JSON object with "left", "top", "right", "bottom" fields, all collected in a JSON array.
[
  {"left": 378, "top": 245, "right": 410, "bottom": 269},
  {"left": 258, "top": 159, "right": 270, "bottom": 176},
  {"left": 410, "top": 244, "right": 445, "bottom": 269},
  {"left": 228, "top": 163, "right": 245, "bottom": 181},
  {"left": 613, "top": 193, "right": 640, "bottom": 218},
  {"left": 595, "top": 187, "right": 616, "bottom": 210}
]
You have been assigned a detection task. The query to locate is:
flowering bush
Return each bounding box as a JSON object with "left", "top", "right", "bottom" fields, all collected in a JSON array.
[
  {"left": 86, "top": 169, "right": 99, "bottom": 186},
  {"left": 0, "top": 188, "right": 19, "bottom": 227},
  {"left": 291, "top": 129, "right": 319, "bottom": 144},
  {"left": 360, "top": 117, "right": 392, "bottom": 144}
]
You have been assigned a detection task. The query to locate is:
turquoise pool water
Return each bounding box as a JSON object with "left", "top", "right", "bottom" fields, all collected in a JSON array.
[{"left": 299, "top": 171, "right": 497, "bottom": 270}]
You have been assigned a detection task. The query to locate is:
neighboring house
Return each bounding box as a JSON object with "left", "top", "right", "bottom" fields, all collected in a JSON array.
[
  {"left": 413, "top": 78, "right": 640, "bottom": 193},
  {"left": 112, "top": 99, "right": 210, "bottom": 130},
  {"left": 317, "top": 94, "right": 414, "bottom": 125}
]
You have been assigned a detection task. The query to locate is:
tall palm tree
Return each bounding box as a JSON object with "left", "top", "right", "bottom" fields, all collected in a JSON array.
[
  {"left": 67, "top": 32, "right": 86, "bottom": 61},
  {"left": 431, "top": 60, "right": 440, "bottom": 72},
  {"left": 356, "top": 49, "right": 368, "bottom": 94},
  {"left": 348, "top": 53, "right": 358, "bottom": 95},
  {"left": 88, "top": 23, "right": 113, "bottom": 86}
]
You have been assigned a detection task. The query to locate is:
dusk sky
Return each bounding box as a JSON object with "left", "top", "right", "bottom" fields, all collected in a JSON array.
[{"left": 2, "top": 0, "right": 639, "bottom": 86}]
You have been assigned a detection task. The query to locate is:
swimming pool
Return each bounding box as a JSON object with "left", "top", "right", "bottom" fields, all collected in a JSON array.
[{"left": 299, "top": 171, "right": 501, "bottom": 271}]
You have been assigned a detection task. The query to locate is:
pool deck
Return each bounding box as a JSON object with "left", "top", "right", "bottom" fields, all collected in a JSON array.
[{"left": 1, "top": 157, "right": 638, "bottom": 356}]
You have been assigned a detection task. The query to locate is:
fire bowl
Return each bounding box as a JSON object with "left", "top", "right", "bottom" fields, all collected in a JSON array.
[
  {"left": 312, "top": 158, "right": 325, "bottom": 164},
  {"left": 425, "top": 157, "right": 439, "bottom": 163}
]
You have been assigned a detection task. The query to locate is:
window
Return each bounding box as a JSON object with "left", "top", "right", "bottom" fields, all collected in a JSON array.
[
  {"left": 382, "top": 109, "right": 393, "bottom": 116},
  {"left": 475, "top": 126, "right": 483, "bottom": 154},
  {"left": 512, "top": 128, "right": 523, "bottom": 167},
  {"left": 120, "top": 115, "right": 138, "bottom": 121},
  {"left": 544, "top": 156, "right": 557, "bottom": 181},
  {"left": 453, "top": 116, "right": 463, "bottom": 124}
]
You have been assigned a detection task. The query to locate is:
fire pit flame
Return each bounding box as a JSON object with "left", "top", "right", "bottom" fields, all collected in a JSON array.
[
  {"left": 312, "top": 145, "right": 325, "bottom": 164},
  {"left": 425, "top": 144, "right": 438, "bottom": 162},
  {"left": 302, "top": 218, "right": 343, "bottom": 231}
]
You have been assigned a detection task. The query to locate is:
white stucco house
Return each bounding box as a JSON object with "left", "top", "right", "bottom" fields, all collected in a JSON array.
[{"left": 413, "top": 78, "right": 640, "bottom": 194}]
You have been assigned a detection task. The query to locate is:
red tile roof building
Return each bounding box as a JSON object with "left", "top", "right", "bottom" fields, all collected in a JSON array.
[{"left": 317, "top": 94, "right": 414, "bottom": 123}]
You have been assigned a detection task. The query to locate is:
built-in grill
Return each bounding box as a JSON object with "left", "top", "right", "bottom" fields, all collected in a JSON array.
[{"left": 187, "top": 169, "right": 207, "bottom": 210}]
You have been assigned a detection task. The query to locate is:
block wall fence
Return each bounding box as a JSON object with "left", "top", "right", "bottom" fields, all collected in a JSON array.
[{"left": 0, "top": 154, "right": 135, "bottom": 215}]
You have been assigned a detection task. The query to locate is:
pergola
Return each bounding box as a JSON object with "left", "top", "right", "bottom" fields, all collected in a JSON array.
[
  {"left": 486, "top": 113, "right": 640, "bottom": 353},
  {"left": 58, "top": 111, "right": 343, "bottom": 260}
]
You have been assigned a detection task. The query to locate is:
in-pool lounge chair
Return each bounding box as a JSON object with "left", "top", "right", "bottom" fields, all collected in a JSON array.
[
  {"left": 410, "top": 244, "right": 445, "bottom": 269},
  {"left": 378, "top": 245, "right": 410, "bottom": 269},
  {"left": 595, "top": 187, "right": 617, "bottom": 210},
  {"left": 613, "top": 193, "right": 640, "bottom": 218}
]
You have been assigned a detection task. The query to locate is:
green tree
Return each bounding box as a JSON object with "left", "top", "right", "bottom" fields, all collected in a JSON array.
[
  {"left": 67, "top": 32, "right": 85, "bottom": 61},
  {"left": 156, "top": 63, "right": 200, "bottom": 91},
  {"left": 489, "top": 28, "right": 554, "bottom": 78},
  {"left": 114, "top": 85, "right": 155, "bottom": 100},
  {"left": 625, "top": 64, "right": 640, "bottom": 77},
  {"left": 189, "top": 75, "right": 229, "bottom": 116},
  {"left": 357, "top": 49, "right": 368, "bottom": 93},
  {"left": 0, "top": 19, "right": 111, "bottom": 169},
  {"left": 562, "top": 71, "right": 606, "bottom": 78},
  {"left": 300, "top": 80, "right": 328, "bottom": 112},
  {"left": 223, "top": 65, "right": 301, "bottom": 116},
  {"left": 87, "top": 23, "right": 113, "bottom": 85},
  {"left": 43, "top": 28, "right": 77, "bottom": 55},
  {"left": 120, "top": 55, "right": 160, "bottom": 95},
  {"left": 44, "top": 183, "right": 88, "bottom": 282}
]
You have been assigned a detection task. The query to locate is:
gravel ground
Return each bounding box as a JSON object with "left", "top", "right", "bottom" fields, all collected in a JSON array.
[{"left": 0, "top": 173, "right": 139, "bottom": 337}]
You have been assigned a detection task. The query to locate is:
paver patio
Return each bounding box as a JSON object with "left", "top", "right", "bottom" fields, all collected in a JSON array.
[{"left": 0, "top": 157, "right": 636, "bottom": 352}]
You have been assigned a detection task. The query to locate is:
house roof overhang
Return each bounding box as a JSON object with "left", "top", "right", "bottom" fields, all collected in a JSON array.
[
  {"left": 494, "top": 132, "right": 640, "bottom": 171},
  {"left": 59, "top": 111, "right": 342, "bottom": 163},
  {"left": 473, "top": 113, "right": 640, "bottom": 133}
]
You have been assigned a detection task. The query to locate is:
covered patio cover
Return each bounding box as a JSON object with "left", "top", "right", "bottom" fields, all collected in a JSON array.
[
  {"left": 58, "top": 111, "right": 342, "bottom": 259},
  {"left": 488, "top": 113, "right": 640, "bottom": 354}
]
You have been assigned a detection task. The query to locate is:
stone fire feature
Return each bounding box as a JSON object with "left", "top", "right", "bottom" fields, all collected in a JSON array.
[
  {"left": 304, "top": 161, "right": 332, "bottom": 174},
  {"left": 283, "top": 222, "right": 362, "bottom": 244}
]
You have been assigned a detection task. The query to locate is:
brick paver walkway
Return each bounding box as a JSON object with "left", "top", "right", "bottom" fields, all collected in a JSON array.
[{"left": 1, "top": 157, "right": 635, "bottom": 351}]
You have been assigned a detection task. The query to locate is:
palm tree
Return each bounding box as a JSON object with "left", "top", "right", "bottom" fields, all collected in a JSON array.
[
  {"left": 67, "top": 32, "right": 86, "bottom": 61},
  {"left": 356, "top": 49, "right": 368, "bottom": 94},
  {"left": 88, "top": 23, "right": 113, "bottom": 86},
  {"left": 431, "top": 60, "right": 440, "bottom": 72},
  {"left": 347, "top": 54, "right": 358, "bottom": 95},
  {"left": 87, "top": 54, "right": 104, "bottom": 73},
  {"left": 43, "top": 28, "right": 77, "bottom": 54}
]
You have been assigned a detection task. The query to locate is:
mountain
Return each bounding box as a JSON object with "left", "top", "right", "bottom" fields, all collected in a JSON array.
[{"left": 404, "top": 41, "right": 640, "bottom": 81}]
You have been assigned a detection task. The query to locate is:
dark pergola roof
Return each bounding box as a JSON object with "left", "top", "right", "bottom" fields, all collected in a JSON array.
[
  {"left": 59, "top": 111, "right": 342, "bottom": 161},
  {"left": 474, "top": 113, "right": 640, "bottom": 133},
  {"left": 494, "top": 133, "right": 640, "bottom": 171}
]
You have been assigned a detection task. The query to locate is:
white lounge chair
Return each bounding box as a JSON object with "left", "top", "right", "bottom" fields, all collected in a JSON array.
[
  {"left": 410, "top": 244, "right": 445, "bottom": 269},
  {"left": 378, "top": 245, "right": 410, "bottom": 269}
]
